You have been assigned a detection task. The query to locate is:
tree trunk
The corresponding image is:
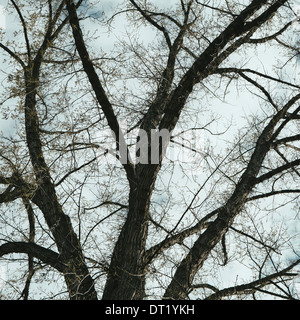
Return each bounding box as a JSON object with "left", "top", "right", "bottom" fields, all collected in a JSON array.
[
  {"left": 102, "top": 186, "right": 150, "bottom": 299},
  {"left": 102, "top": 165, "right": 159, "bottom": 300}
]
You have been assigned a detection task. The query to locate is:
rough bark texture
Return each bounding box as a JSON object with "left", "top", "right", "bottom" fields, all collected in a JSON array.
[
  {"left": 102, "top": 187, "right": 151, "bottom": 300},
  {"left": 102, "top": 165, "right": 159, "bottom": 300},
  {"left": 1, "top": 0, "right": 297, "bottom": 301}
]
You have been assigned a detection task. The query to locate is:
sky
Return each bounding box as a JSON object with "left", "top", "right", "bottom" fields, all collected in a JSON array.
[
  {"left": 0, "top": 1, "right": 17, "bottom": 136},
  {"left": 0, "top": 5, "right": 5, "bottom": 29}
]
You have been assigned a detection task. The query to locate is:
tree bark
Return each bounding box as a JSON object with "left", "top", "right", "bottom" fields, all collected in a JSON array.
[
  {"left": 102, "top": 188, "right": 149, "bottom": 299},
  {"left": 24, "top": 62, "right": 98, "bottom": 300},
  {"left": 102, "top": 165, "right": 159, "bottom": 300}
]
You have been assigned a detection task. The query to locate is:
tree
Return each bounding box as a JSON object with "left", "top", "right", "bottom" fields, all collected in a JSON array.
[{"left": 0, "top": 0, "right": 299, "bottom": 300}]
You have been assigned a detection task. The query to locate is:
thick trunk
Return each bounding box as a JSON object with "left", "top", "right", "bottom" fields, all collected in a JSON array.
[
  {"left": 102, "top": 185, "right": 151, "bottom": 300},
  {"left": 102, "top": 164, "right": 160, "bottom": 300}
]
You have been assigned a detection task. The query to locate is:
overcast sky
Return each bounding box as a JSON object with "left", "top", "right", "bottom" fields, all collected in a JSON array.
[{"left": 0, "top": 5, "right": 5, "bottom": 29}]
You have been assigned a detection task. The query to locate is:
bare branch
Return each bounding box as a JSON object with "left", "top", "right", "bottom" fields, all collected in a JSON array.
[
  {"left": 215, "top": 67, "right": 300, "bottom": 90},
  {"left": 11, "top": 0, "right": 31, "bottom": 59},
  {"left": 0, "top": 242, "right": 65, "bottom": 273},
  {"left": 54, "top": 157, "right": 97, "bottom": 187},
  {"left": 0, "top": 42, "right": 26, "bottom": 68},
  {"left": 205, "top": 259, "right": 300, "bottom": 300},
  {"left": 128, "top": 0, "right": 172, "bottom": 48},
  {"left": 255, "top": 159, "right": 300, "bottom": 184},
  {"left": 248, "top": 189, "right": 300, "bottom": 202},
  {"left": 65, "top": 0, "right": 135, "bottom": 181},
  {"left": 144, "top": 210, "right": 217, "bottom": 266},
  {"left": 248, "top": 21, "right": 294, "bottom": 44}
]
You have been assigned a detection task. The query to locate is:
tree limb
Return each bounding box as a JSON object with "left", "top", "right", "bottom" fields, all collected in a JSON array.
[
  {"left": 247, "top": 189, "right": 300, "bottom": 202},
  {"left": 65, "top": 0, "right": 135, "bottom": 182},
  {"left": 255, "top": 159, "right": 300, "bottom": 184},
  {"left": 129, "top": 0, "right": 172, "bottom": 48},
  {"left": 0, "top": 43, "right": 26, "bottom": 69},
  {"left": 205, "top": 259, "right": 300, "bottom": 300},
  {"left": 163, "top": 78, "right": 295, "bottom": 299},
  {"left": 11, "top": 0, "right": 31, "bottom": 60},
  {"left": 215, "top": 68, "right": 300, "bottom": 90},
  {"left": 0, "top": 242, "right": 65, "bottom": 273},
  {"left": 160, "top": 0, "right": 287, "bottom": 134}
]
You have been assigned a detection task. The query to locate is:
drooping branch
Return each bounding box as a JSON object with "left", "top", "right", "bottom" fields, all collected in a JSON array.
[
  {"left": 248, "top": 20, "right": 294, "bottom": 44},
  {"left": 0, "top": 242, "right": 65, "bottom": 273},
  {"left": 0, "top": 43, "right": 26, "bottom": 69}
]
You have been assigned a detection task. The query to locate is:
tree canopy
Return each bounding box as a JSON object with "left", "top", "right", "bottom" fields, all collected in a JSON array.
[{"left": 0, "top": 0, "right": 299, "bottom": 300}]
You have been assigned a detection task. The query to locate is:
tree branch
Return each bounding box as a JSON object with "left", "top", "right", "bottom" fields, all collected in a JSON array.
[
  {"left": 205, "top": 259, "right": 300, "bottom": 300},
  {"left": 54, "top": 157, "right": 97, "bottom": 187},
  {"left": 255, "top": 159, "right": 300, "bottom": 184},
  {"left": 272, "top": 134, "right": 300, "bottom": 148},
  {"left": 229, "top": 226, "right": 281, "bottom": 254},
  {"left": 160, "top": 0, "right": 286, "bottom": 133},
  {"left": 247, "top": 189, "right": 300, "bottom": 202},
  {"left": 163, "top": 76, "right": 295, "bottom": 299},
  {"left": 140, "top": 1, "right": 194, "bottom": 135},
  {"left": 215, "top": 67, "right": 300, "bottom": 90},
  {"left": 0, "top": 242, "right": 65, "bottom": 273},
  {"left": 0, "top": 43, "right": 26, "bottom": 69},
  {"left": 11, "top": 0, "right": 31, "bottom": 60},
  {"left": 248, "top": 20, "right": 294, "bottom": 44},
  {"left": 129, "top": 0, "right": 172, "bottom": 48},
  {"left": 65, "top": 0, "right": 135, "bottom": 182},
  {"left": 144, "top": 210, "right": 216, "bottom": 266}
]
